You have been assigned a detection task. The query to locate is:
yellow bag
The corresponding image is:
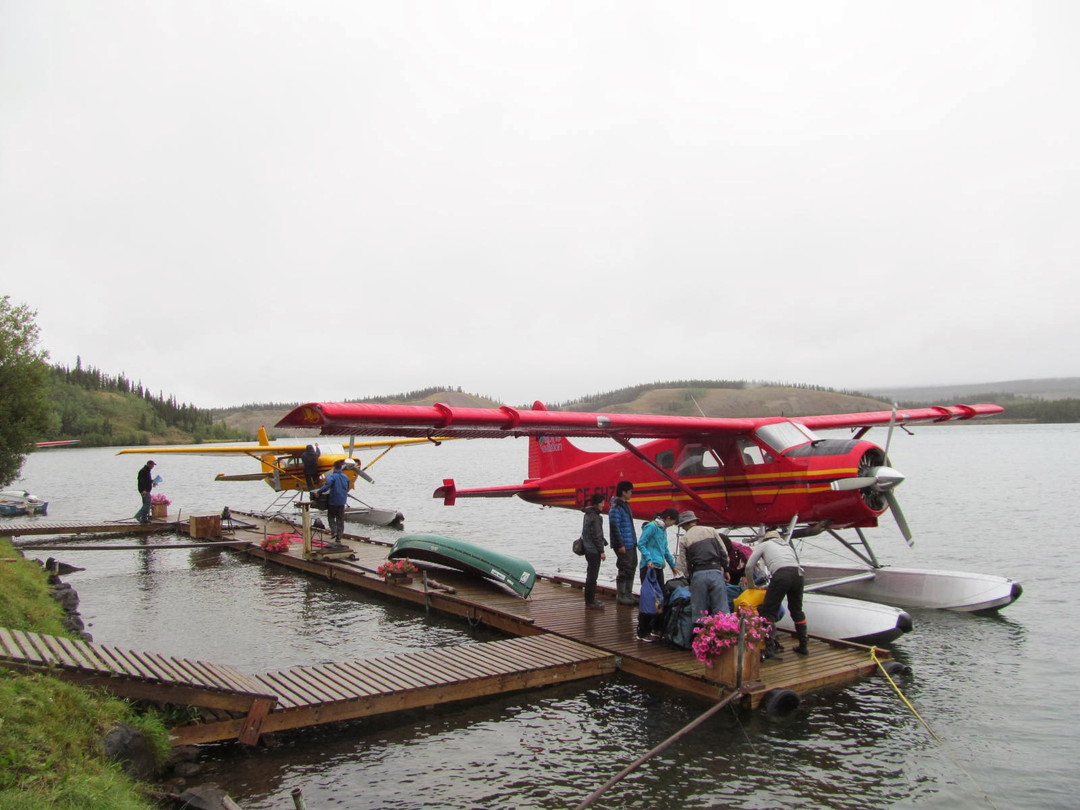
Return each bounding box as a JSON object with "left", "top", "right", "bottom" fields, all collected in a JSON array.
[{"left": 734, "top": 587, "right": 767, "bottom": 611}]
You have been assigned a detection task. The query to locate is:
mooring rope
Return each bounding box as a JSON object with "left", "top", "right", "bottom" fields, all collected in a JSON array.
[{"left": 870, "top": 647, "right": 1000, "bottom": 810}]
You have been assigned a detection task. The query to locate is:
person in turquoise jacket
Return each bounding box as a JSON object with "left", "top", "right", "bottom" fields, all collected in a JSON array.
[{"left": 636, "top": 507, "right": 681, "bottom": 641}]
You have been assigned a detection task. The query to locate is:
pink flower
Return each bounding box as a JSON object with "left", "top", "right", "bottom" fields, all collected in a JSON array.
[{"left": 690, "top": 607, "right": 771, "bottom": 664}]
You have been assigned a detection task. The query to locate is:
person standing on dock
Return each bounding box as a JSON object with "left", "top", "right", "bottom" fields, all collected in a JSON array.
[
  {"left": 313, "top": 459, "right": 349, "bottom": 542},
  {"left": 301, "top": 444, "right": 321, "bottom": 490},
  {"left": 743, "top": 530, "right": 809, "bottom": 657},
  {"left": 134, "top": 460, "right": 156, "bottom": 524},
  {"left": 636, "top": 508, "right": 680, "bottom": 641},
  {"left": 581, "top": 493, "right": 608, "bottom": 610},
  {"left": 608, "top": 481, "right": 638, "bottom": 605},
  {"left": 674, "top": 510, "right": 730, "bottom": 620}
]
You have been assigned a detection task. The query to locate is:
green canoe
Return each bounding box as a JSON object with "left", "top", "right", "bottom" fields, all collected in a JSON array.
[{"left": 389, "top": 533, "right": 536, "bottom": 599}]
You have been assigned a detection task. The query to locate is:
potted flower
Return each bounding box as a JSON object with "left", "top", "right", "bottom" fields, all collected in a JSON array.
[
  {"left": 377, "top": 559, "right": 418, "bottom": 584},
  {"left": 261, "top": 533, "right": 295, "bottom": 554},
  {"left": 691, "top": 607, "right": 771, "bottom": 686},
  {"left": 149, "top": 493, "right": 171, "bottom": 518}
]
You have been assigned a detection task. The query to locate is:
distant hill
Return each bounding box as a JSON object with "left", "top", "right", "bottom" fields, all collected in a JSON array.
[
  {"left": 865, "top": 377, "right": 1080, "bottom": 403},
  {"left": 129, "top": 376, "right": 1080, "bottom": 442},
  {"left": 555, "top": 382, "right": 890, "bottom": 417},
  {"left": 214, "top": 389, "right": 502, "bottom": 438}
]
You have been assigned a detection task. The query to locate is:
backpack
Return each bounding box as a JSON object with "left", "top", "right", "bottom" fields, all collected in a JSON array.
[{"left": 662, "top": 577, "right": 696, "bottom": 650}]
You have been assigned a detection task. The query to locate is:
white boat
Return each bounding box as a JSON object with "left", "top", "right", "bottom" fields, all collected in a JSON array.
[
  {"left": 343, "top": 506, "right": 404, "bottom": 528},
  {"left": 776, "top": 592, "right": 912, "bottom": 644},
  {"left": 0, "top": 490, "right": 48, "bottom": 517},
  {"left": 802, "top": 562, "right": 1022, "bottom": 612}
]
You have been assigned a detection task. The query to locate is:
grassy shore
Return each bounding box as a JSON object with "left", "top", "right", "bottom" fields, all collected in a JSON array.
[{"left": 0, "top": 538, "right": 170, "bottom": 810}]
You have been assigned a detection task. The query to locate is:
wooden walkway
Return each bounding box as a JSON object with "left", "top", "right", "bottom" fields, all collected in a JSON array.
[
  {"left": 4, "top": 511, "right": 891, "bottom": 742},
  {"left": 0, "top": 627, "right": 614, "bottom": 745},
  {"left": 0, "top": 626, "right": 277, "bottom": 744},
  {"left": 0, "top": 517, "right": 167, "bottom": 537}
]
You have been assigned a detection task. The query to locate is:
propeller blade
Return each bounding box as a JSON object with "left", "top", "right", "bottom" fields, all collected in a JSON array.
[
  {"left": 358, "top": 469, "right": 374, "bottom": 484},
  {"left": 884, "top": 403, "right": 898, "bottom": 459},
  {"left": 831, "top": 476, "right": 879, "bottom": 491},
  {"left": 884, "top": 491, "right": 914, "bottom": 546}
]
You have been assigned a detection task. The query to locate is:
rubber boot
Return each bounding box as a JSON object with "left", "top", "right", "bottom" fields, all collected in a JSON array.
[
  {"left": 762, "top": 622, "right": 780, "bottom": 660},
  {"left": 793, "top": 622, "right": 809, "bottom": 656},
  {"left": 616, "top": 579, "right": 637, "bottom": 605}
]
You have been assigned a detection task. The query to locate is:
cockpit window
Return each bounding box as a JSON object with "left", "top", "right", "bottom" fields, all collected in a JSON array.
[{"left": 755, "top": 421, "right": 819, "bottom": 454}]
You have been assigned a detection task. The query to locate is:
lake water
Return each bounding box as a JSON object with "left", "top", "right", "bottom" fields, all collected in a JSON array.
[{"left": 9, "top": 424, "right": 1079, "bottom": 809}]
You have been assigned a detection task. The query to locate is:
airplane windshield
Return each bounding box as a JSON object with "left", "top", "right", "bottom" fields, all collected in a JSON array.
[{"left": 755, "top": 421, "right": 819, "bottom": 454}]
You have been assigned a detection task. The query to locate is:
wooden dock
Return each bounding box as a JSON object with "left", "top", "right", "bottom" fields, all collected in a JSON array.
[
  {"left": 0, "top": 627, "right": 614, "bottom": 745},
  {"left": 3, "top": 510, "right": 891, "bottom": 742}
]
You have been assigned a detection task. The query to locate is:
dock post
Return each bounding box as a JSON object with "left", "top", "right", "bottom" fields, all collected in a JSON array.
[{"left": 301, "top": 500, "right": 312, "bottom": 557}]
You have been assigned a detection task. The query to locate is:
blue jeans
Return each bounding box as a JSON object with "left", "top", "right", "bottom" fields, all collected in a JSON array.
[
  {"left": 135, "top": 491, "right": 151, "bottom": 523},
  {"left": 690, "top": 568, "right": 730, "bottom": 620}
]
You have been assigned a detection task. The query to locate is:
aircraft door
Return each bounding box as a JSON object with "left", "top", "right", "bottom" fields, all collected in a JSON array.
[{"left": 735, "top": 437, "right": 780, "bottom": 507}]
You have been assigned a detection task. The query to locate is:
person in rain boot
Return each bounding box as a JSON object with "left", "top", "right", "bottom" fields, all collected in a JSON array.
[
  {"left": 742, "top": 530, "right": 809, "bottom": 656},
  {"left": 608, "top": 481, "right": 638, "bottom": 605}
]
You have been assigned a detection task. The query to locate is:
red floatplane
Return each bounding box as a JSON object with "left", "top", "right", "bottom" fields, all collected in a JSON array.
[{"left": 276, "top": 400, "right": 1020, "bottom": 615}]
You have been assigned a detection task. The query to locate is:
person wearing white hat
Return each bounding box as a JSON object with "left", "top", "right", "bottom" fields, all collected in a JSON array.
[
  {"left": 742, "top": 530, "right": 809, "bottom": 656},
  {"left": 675, "top": 510, "right": 730, "bottom": 622}
]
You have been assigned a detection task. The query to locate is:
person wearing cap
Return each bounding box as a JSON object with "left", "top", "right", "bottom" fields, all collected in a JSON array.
[
  {"left": 580, "top": 493, "right": 608, "bottom": 610},
  {"left": 743, "top": 530, "right": 809, "bottom": 656},
  {"left": 635, "top": 507, "right": 681, "bottom": 641},
  {"left": 313, "top": 459, "right": 350, "bottom": 541},
  {"left": 134, "top": 460, "right": 157, "bottom": 524},
  {"left": 675, "top": 510, "right": 730, "bottom": 622}
]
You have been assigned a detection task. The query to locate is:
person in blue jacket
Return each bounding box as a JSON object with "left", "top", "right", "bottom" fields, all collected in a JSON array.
[
  {"left": 608, "top": 481, "right": 638, "bottom": 605},
  {"left": 636, "top": 507, "right": 681, "bottom": 641},
  {"left": 313, "top": 459, "right": 350, "bottom": 541}
]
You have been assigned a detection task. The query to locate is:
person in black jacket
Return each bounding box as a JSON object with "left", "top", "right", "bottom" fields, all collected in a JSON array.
[
  {"left": 581, "top": 493, "right": 608, "bottom": 609},
  {"left": 135, "top": 460, "right": 156, "bottom": 524},
  {"left": 301, "top": 444, "right": 321, "bottom": 490}
]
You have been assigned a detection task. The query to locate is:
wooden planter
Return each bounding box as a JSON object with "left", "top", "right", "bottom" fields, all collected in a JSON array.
[
  {"left": 150, "top": 503, "right": 168, "bottom": 519},
  {"left": 385, "top": 575, "right": 414, "bottom": 585},
  {"left": 703, "top": 644, "right": 761, "bottom": 687}
]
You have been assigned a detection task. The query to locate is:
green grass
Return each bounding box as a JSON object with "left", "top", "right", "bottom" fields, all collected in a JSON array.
[{"left": 0, "top": 539, "right": 169, "bottom": 810}]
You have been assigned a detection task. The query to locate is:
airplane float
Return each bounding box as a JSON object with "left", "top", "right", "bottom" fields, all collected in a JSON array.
[
  {"left": 276, "top": 400, "right": 1022, "bottom": 625},
  {"left": 117, "top": 427, "right": 450, "bottom": 527}
]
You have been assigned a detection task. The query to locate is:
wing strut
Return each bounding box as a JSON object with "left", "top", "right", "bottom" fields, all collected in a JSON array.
[{"left": 612, "top": 436, "right": 720, "bottom": 519}]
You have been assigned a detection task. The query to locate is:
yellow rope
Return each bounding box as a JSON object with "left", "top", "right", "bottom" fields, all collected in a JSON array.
[
  {"left": 870, "top": 647, "right": 1001, "bottom": 810},
  {"left": 870, "top": 646, "right": 941, "bottom": 743}
]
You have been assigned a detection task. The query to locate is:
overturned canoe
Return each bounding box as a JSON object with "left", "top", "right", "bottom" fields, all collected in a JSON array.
[{"left": 389, "top": 533, "right": 536, "bottom": 598}]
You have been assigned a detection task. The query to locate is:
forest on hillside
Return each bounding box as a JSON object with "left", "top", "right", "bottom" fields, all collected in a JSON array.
[{"left": 40, "top": 359, "right": 251, "bottom": 447}]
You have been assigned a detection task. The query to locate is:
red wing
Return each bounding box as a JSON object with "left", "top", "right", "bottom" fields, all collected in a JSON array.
[
  {"left": 796, "top": 404, "right": 1003, "bottom": 431},
  {"left": 276, "top": 401, "right": 1002, "bottom": 440}
]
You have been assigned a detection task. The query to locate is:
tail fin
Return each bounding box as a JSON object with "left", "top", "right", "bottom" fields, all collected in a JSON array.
[{"left": 526, "top": 402, "right": 602, "bottom": 479}]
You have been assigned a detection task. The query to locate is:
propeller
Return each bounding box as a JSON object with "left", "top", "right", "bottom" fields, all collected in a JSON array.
[{"left": 830, "top": 403, "right": 914, "bottom": 546}]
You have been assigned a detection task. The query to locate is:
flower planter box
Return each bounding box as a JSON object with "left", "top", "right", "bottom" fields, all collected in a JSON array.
[
  {"left": 703, "top": 644, "right": 761, "bottom": 687},
  {"left": 150, "top": 503, "right": 168, "bottom": 519},
  {"left": 385, "top": 574, "right": 414, "bottom": 585}
]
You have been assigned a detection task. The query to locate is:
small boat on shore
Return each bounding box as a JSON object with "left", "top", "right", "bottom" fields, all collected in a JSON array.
[
  {"left": 389, "top": 533, "right": 536, "bottom": 598},
  {"left": 0, "top": 490, "right": 49, "bottom": 517}
]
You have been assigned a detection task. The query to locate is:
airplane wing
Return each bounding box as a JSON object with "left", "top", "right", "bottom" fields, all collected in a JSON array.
[
  {"left": 276, "top": 401, "right": 1003, "bottom": 440},
  {"left": 115, "top": 437, "right": 453, "bottom": 457}
]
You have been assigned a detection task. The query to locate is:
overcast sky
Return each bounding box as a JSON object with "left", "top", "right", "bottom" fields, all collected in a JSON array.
[{"left": 2, "top": 2, "right": 1077, "bottom": 408}]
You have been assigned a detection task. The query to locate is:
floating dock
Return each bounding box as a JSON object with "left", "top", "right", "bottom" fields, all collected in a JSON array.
[{"left": 2, "top": 510, "right": 892, "bottom": 743}]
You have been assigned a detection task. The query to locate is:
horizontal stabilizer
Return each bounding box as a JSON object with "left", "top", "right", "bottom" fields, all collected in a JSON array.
[
  {"left": 214, "top": 473, "right": 271, "bottom": 482},
  {"left": 433, "top": 478, "right": 535, "bottom": 506}
]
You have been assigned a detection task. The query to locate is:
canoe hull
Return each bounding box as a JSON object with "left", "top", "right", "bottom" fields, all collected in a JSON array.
[{"left": 389, "top": 533, "right": 536, "bottom": 598}]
